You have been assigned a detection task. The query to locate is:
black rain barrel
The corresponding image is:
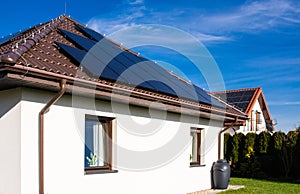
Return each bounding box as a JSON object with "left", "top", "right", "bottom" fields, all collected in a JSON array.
[{"left": 213, "top": 159, "right": 231, "bottom": 189}]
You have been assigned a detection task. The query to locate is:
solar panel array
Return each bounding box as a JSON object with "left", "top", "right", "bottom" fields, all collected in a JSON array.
[
  {"left": 214, "top": 90, "right": 255, "bottom": 112},
  {"left": 56, "top": 25, "right": 224, "bottom": 108}
]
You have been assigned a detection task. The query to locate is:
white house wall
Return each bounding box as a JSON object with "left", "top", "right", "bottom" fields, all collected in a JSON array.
[
  {"left": 0, "top": 88, "right": 22, "bottom": 194},
  {"left": 12, "top": 88, "right": 222, "bottom": 194},
  {"left": 236, "top": 99, "right": 266, "bottom": 134}
]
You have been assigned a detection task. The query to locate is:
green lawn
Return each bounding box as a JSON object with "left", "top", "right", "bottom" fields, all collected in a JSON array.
[{"left": 222, "top": 177, "right": 300, "bottom": 194}]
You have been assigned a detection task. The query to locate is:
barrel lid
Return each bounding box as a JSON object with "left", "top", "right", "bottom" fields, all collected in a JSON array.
[{"left": 217, "top": 159, "right": 227, "bottom": 163}]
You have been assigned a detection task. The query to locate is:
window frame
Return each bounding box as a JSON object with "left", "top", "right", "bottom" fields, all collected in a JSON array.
[
  {"left": 84, "top": 115, "right": 117, "bottom": 174},
  {"left": 190, "top": 128, "right": 205, "bottom": 167}
]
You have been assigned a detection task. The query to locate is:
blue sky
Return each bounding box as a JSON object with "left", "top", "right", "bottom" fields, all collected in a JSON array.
[{"left": 1, "top": 0, "right": 300, "bottom": 132}]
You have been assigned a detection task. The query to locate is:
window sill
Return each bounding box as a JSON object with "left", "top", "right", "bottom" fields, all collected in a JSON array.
[
  {"left": 84, "top": 166, "right": 118, "bottom": 175},
  {"left": 190, "top": 164, "right": 206, "bottom": 168}
]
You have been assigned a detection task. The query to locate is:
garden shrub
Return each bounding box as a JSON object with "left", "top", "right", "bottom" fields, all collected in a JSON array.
[
  {"left": 244, "top": 133, "right": 256, "bottom": 158},
  {"left": 257, "top": 131, "right": 271, "bottom": 154},
  {"left": 290, "top": 131, "right": 300, "bottom": 179},
  {"left": 224, "top": 133, "right": 232, "bottom": 161},
  {"left": 231, "top": 133, "right": 240, "bottom": 164},
  {"left": 273, "top": 131, "right": 284, "bottom": 151},
  {"left": 226, "top": 130, "right": 300, "bottom": 181}
]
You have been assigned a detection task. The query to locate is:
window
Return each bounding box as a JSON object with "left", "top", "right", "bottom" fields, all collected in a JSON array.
[
  {"left": 256, "top": 111, "right": 263, "bottom": 123},
  {"left": 251, "top": 111, "right": 263, "bottom": 131},
  {"left": 84, "top": 115, "right": 116, "bottom": 174},
  {"left": 190, "top": 128, "right": 204, "bottom": 167}
]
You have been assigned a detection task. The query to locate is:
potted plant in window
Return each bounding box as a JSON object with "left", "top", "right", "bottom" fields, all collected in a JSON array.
[{"left": 86, "top": 152, "right": 98, "bottom": 166}]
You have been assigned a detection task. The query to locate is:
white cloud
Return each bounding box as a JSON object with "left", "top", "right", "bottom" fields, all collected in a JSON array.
[
  {"left": 88, "top": 18, "right": 135, "bottom": 35},
  {"left": 87, "top": 4, "right": 146, "bottom": 35},
  {"left": 86, "top": 0, "right": 233, "bottom": 43},
  {"left": 198, "top": 0, "right": 300, "bottom": 33},
  {"left": 87, "top": 10, "right": 231, "bottom": 43},
  {"left": 87, "top": 0, "right": 300, "bottom": 44},
  {"left": 192, "top": 32, "right": 231, "bottom": 42},
  {"left": 269, "top": 101, "right": 300, "bottom": 106},
  {"left": 128, "top": 0, "right": 144, "bottom": 5}
]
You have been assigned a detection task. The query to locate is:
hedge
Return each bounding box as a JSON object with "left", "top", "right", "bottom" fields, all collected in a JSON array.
[{"left": 224, "top": 130, "right": 300, "bottom": 180}]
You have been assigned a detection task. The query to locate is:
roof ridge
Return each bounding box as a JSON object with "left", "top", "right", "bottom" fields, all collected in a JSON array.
[
  {"left": 210, "top": 87, "right": 261, "bottom": 94},
  {"left": 0, "top": 14, "right": 67, "bottom": 64}
]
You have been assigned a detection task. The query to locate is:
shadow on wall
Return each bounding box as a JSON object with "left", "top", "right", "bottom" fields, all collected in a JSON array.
[{"left": 0, "top": 88, "right": 22, "bottom": 118}]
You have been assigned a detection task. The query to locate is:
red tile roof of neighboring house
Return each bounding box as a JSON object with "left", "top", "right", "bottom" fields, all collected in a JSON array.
[
  {"left": 211, "top": 88, "right": 273, "bottom": 129},
  {"left": 0, "top": 15, "right": 248, "bottom": 122}
]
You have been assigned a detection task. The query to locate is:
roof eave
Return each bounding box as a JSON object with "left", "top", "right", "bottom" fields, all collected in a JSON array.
[{"left": 0, "top": 68, "right": 247, "bottom": 122}]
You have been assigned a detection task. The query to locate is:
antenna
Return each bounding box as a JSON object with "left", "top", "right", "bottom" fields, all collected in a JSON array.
[{"left": 64, "top": 1, "right": 67, "bottom": 15}]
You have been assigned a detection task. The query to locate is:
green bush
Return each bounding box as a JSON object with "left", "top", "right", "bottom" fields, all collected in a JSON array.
[
  {"left": 273, "top": 131, "right": 285, "bottom": 151},
  {"left": 226, "top": 129, "right": 300, "bottom": 181},
  {"left": 244, "top": 133, "right": 256, "bottom": 159},
  {"left": 239, "top": 156, "right": 266, "bottom": 178},
  {"left": 283, "top": 131, "right": 300, "bottom": 178},
  {"left": 231, "top": 133, "right": 240, "bottom": 164},
  {"left": 224, "top": 133, "right": 232, "bottom": 161},
  {"left": 290, "top": 131, "right": 300, "bottom": 179},
  {"left": 286, "top": 131, "right": 299, "bottom": 148},
  {"left": 237, "top": 133, "right": 246, "bottom": 163},
  {"left": 257, "top": 131, "right": 271, "bottom": 154}
]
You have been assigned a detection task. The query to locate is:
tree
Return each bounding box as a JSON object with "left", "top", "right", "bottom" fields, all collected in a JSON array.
[
  {"left": 257, "top": 131, "right": 271, "bottom": 154},
  {"left": 231, "top": 133, "right": 240, "bottom": 164},
  {"left": 282, "top": 131, "right": 299, "bottom": 178},
  {"left": 273, "top": 131, "right": 284, "bottom": 151},
  {"left": 244, "top": 133, "right": 256, "bottom": 158},
  {"left": 224, "top": 133, "right": 232, "bottom": 162},
  {"left": 290, "top": 131, "right": 300, "bottom": 179}
]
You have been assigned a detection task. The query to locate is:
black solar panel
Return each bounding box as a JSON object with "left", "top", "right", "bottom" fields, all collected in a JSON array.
[
  {"left": 235, "top": 102, "right": 248, "bottom": 111},
  {"left": 230, "top": 97, "right": 242, "bottom": 102},
  {"left": 59, "top": 29, "right": 96, "bottom": 51},
  {"left": 213, "top": 89, "right": 256, "bottom": 112},
  {"left": 55, "top": 42, "right": 86, "bottom": 63},
  {"left": 75, "top": 24, "right": 105, "bottom": 41},
  {"left": 240, "top": 96, "right": 251, "bottom": 102},
  {"left": 243, "top": 90, "right": 255, "bottom": 96},
  {"left": 56, "top": 42, "right": 126, "bottom": 82},
  {"left": 145, "top": 80, "right": 177, "bottom": 96},
  {"left": 192, "top": 85, "right": 214, "bottom": 105},
  {"left": 227, "top": 92, "right": 239, "bottom": 98},
  {"left": 55, "top": 28, "right": 224, "bottom": 107},
  {"left": 131, "top": 58, "right": 200, "bottom": 101},
  {"left": 83, "top": 59, "right": 126, "bottom": 82}
]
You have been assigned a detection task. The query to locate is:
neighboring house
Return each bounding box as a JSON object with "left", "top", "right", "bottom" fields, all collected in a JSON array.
[
  {"left": 211, "top": 88, "right": 274, "bottom": 134},
  {"left": 0, "top": 15, "right": 248, "bottom": 194}
]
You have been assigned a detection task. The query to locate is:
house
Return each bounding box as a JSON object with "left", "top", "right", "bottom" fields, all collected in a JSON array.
[
  {"left": 0, "top": 15, "right": 248, "bottom": 194},
  {"left": 211, "top": 88, "right": 274, "bottom": 134}
]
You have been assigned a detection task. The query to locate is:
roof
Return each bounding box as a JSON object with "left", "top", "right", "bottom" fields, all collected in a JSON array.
[
  {"left": 211, "top": 88, "right": 272, "bottom": 127},
  {"left": 211, "top": 88, "right": 260, "bottom": 113},
  {"left": 0, "top": 14, "right": 248, "bottom": 122}
]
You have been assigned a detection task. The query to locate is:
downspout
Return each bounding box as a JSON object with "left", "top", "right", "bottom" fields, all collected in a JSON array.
[
  {"left": 218, "top": 117, "right": 238, "bottom": 160},
  {"left": 39, "top": 79, "right": 67, "bottom": 194}
]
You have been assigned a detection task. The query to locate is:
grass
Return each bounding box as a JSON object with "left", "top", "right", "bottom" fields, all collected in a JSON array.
[{"left": 222, "top": 177, "right": 300, "bottom": 194}]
